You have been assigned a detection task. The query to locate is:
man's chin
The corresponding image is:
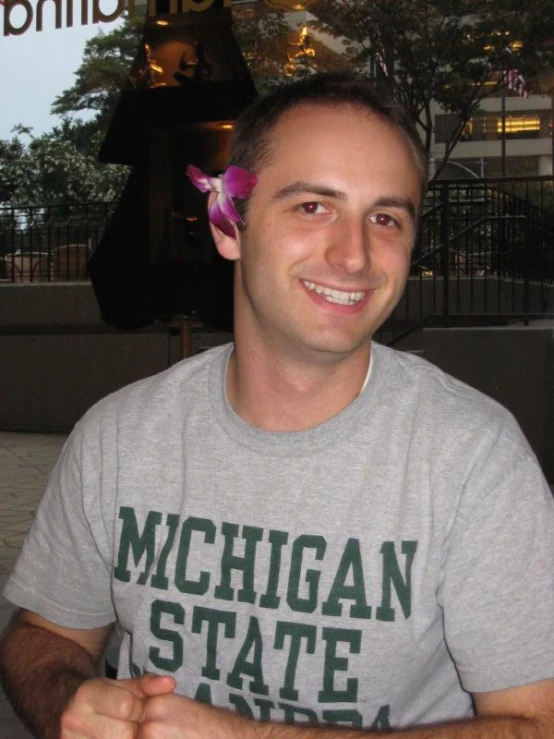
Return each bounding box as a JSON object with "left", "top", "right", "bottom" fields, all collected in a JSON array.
[{"left": 291, "top": 331, "right": 373, "bottom": 364}]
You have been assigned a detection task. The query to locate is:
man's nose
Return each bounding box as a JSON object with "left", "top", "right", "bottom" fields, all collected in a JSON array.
[{"left": 324, "top": 218, "right": 369, "bottom": 274}]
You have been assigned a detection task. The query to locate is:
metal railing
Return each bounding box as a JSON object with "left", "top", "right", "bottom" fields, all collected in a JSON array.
[
  {"left": 418, "top": 176, "right": 554, "bottom": 281},
  {"left": 0, "top": 202, "right": 117, "bottom": 282},
  {"left": 1, "top": 177, "right": 553, "bottom": 333},
  {"left": 379, "top": 176, "right": 554, "bottom": 344}
]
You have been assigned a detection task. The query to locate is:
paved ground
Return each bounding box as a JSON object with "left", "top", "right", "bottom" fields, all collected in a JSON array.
[{"left": 0, "top": 432, "right": 68, "bottom": 738}]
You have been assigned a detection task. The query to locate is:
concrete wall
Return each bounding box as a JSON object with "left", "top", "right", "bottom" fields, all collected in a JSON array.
[
  {"left": 2, "top": 283, "right": 552, "bottom": 480},
  {"left": 1, "top": 330, "right": 174, "bottom": 431},
  {"left": 0, "top": 283, "right": 231, "bottom": 432},
  {"left": 1, "top": 282, "right": 103, "bottom": 326},
  {"left": 396, "top": 325, "right": 554, "bottom": 481},
  {"left": 392, "top": 277, "right": 554, "bottom": 324}
]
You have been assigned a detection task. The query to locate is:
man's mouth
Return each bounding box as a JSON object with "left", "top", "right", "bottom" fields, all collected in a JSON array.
[{"left": 302, "top": 280, "right": 366, "bottom": 306}]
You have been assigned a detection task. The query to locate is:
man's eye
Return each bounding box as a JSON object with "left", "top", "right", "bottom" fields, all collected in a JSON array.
[
  {"left": 299, "top": 202, "right": 327, "bottom": 215},
  {"left": 370, "top": 213, "right": 399, "bottom": 228}
]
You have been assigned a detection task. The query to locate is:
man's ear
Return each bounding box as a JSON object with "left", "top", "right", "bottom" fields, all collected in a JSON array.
[{"left": 208, "top": 192, "right": 241, "bottom": 261}]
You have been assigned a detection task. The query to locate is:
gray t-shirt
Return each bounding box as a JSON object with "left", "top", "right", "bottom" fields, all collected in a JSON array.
[{"left": 5, "top": 342, "right": 554, "bottom": 731}]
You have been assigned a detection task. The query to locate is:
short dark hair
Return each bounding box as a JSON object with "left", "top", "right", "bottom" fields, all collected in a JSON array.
[{"left": 228, "top": 73, "right": 429, "bottom": 221}]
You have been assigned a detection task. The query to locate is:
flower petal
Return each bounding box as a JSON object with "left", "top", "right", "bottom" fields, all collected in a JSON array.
[
  {"left": 187, "top": 163, "right": 254, "bottom": 237},
  {"left": 209, "top": 195, "right": 238, "bottom": 237},
  {"left": 186, "top": 165, "right": 221, "bottom": 193},
  {"left": 222, "top": 166, "right": 258, "bottom": 199},
  {"left": 218, "top": 191, "right": 244, "bottom": 224}
]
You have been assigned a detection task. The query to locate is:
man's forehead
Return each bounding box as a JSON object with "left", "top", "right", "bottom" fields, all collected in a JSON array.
[
  {"left": 262, "top": 101, "right": 408, "bottom": 163},
  {"left": 257, "top": 100, "right": 424, "bottom": 199},
  {"left": 268, "top": 100, "right": 374, "bottom": 140}
]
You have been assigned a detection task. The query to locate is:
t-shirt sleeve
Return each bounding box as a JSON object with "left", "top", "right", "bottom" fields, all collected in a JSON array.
[
  {"left": 439, "top": 446, "right": 554, "bottom": 694},
  {"left": 3, "top": 422, "right": 116, "bottom": 629}
]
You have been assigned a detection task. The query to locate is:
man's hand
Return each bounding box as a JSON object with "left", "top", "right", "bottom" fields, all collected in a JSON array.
[
  {"left": 60, "top": 674, "right": 177, "bottom": 739},
  {"left": 64, "top": 678, "right": 554, "bottom": 739},
  {"left": 138, "top": 693, "right": 250, "bottom": 739}
]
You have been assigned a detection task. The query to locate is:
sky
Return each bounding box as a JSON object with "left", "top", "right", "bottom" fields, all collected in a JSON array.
[{"left": 0, "top": 9, "right": 123, "bottom": 140}]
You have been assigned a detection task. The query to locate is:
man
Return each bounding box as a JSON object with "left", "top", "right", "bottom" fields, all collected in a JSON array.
[{"left": 1, "top": 74, "right": 554, "bottom": 738}]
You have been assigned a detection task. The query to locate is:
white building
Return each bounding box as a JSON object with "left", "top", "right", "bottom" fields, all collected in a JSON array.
[{"left": 431, "top": 83, "right": 554, "bottom": 179}]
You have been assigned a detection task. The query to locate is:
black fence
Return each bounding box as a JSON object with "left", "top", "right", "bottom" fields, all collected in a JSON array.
[
  {"left": 379, "top": 176, "right": 554, "bottom": 344},
  {"left": 1, "top": 178, "right": 553, "bottom": 335},
  {"left": 418, "top": 176, "right": 554, "bottom": 282},
  {"left": 0, "top": 202, "right": 116, "bottom": 282}
]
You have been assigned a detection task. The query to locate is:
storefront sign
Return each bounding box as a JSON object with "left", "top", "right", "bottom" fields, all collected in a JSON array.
[
  {"left": 2, "top": 0, "right": 231, "bottom": 36},
  {"left": 264, "top": 0, "right": 318, "bottom": 8}
]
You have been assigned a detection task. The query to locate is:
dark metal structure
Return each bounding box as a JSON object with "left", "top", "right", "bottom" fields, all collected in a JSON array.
[
  {"left": 0, "top": 202, "right": 115, "bottom": 282},
  {"left": 2, "top": 179, "right": 552, "bottom": 337},
  {"left": 90, "top": 0, "right": 257, "bottom": 329},
  {"left": 379, "top": 176, "right": 554, "bottom": 344}
]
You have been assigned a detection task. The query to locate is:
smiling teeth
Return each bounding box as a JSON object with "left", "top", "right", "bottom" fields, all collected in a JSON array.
[{"left": 303, "top": 281, "right": 365, "bottom": 305}]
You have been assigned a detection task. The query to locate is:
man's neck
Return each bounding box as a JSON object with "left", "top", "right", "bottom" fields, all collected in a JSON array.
[{"left": 225, "top": 342, "right": 372, "bottom": 432}]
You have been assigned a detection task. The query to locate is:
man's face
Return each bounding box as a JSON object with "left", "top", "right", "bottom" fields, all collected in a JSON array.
[{"left": 230, "top": 102, "right": 422, "bottom": 363}]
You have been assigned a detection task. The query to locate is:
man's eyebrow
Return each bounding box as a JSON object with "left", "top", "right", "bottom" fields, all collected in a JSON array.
[
  {"left": 273, "top": 183, "right": 417, "bottom": 221},
  {"left": 273, "top": 181, "right": 348, "bottom": 201},
  {"left": 373, "top": 196, "right": 417, "bottom": 222}
]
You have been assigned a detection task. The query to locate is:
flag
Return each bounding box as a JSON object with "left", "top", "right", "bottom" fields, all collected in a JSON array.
[
  {"left": 375, "top": 51, "right": 388, "bottom": 77},
  {"left": 504, "top": 68, "right": 529, "bottom": 98},
  {"left": 373, "top": 32, "right": 388, "bottom": 77}
]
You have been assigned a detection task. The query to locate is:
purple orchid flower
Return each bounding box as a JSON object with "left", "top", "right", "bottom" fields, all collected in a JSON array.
[{"left": 186, "top": 164, "right": 257, "bottom": 237}]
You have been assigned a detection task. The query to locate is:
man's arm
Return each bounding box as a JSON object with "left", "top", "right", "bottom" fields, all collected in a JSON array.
[
  {"left": 0, "top": 608, "right": 111, "bottom": 738},
  {"left": 0, "top": 609, "right": 177, "bottom": 739},
  {"left": 138, "top": 680, "right": 554, "bottom": 738}
]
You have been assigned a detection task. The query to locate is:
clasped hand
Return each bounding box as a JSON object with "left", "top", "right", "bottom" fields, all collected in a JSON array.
[{"left": 60, "top": 674, "right": 242, "bottom": 739}]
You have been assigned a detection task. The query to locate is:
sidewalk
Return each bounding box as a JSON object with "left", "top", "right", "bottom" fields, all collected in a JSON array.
[{"left": 0, "top": 431, "right": 67, "bottom": 738}]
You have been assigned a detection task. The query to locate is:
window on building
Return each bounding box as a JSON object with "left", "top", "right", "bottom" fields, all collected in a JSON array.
[
  {"left": 435, "top": 111, "right": 551, "bottom": 143},
  {"left": 496, "top": 115, "right": 541, "bottom": 138}
]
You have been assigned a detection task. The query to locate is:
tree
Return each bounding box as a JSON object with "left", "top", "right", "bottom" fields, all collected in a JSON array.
[
  {"left": 233, "top": 2, "right": 349, "bottom": 89},
  {"left": 0, "top": 18, "right": 142, "bottom": 208},
  {"left": 232, "top": 4, "right": 292, "bottom": 90},
  {"left": 0, "top": 5, "right": 349, "bottom": 209},
  {"left": 312, "top": 0, "right": 554, "bottom": 177},
  {"left": 0, "top": 122, "right": 129, "bottom": 208},
  {"left": 51, "top": 16, "right": 144, "bottom": 129},
  {"left": 0, "top": 136, "right": 26, "bottom": 205},
  {"left": 5, "top": 0, "right": 552, "bottom": 207}
]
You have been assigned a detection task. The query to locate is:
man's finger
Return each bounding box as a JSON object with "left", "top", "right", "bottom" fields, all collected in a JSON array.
[
  {"left": 61, "top": 709, "right": 138, "bottom": 739},
  {"left": 66, "top": 678, "right": 146, "bottom": 723},
  {"left": 138, "top": 674, "right": 177, "bottom": 697},
  {"left": 97, "top": 680, "right": 148, "bottom": 722}
]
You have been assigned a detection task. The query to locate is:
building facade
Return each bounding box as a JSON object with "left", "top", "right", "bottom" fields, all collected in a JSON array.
[{"left": 432, "top": 80, "right": 554, "bottom": 179}]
